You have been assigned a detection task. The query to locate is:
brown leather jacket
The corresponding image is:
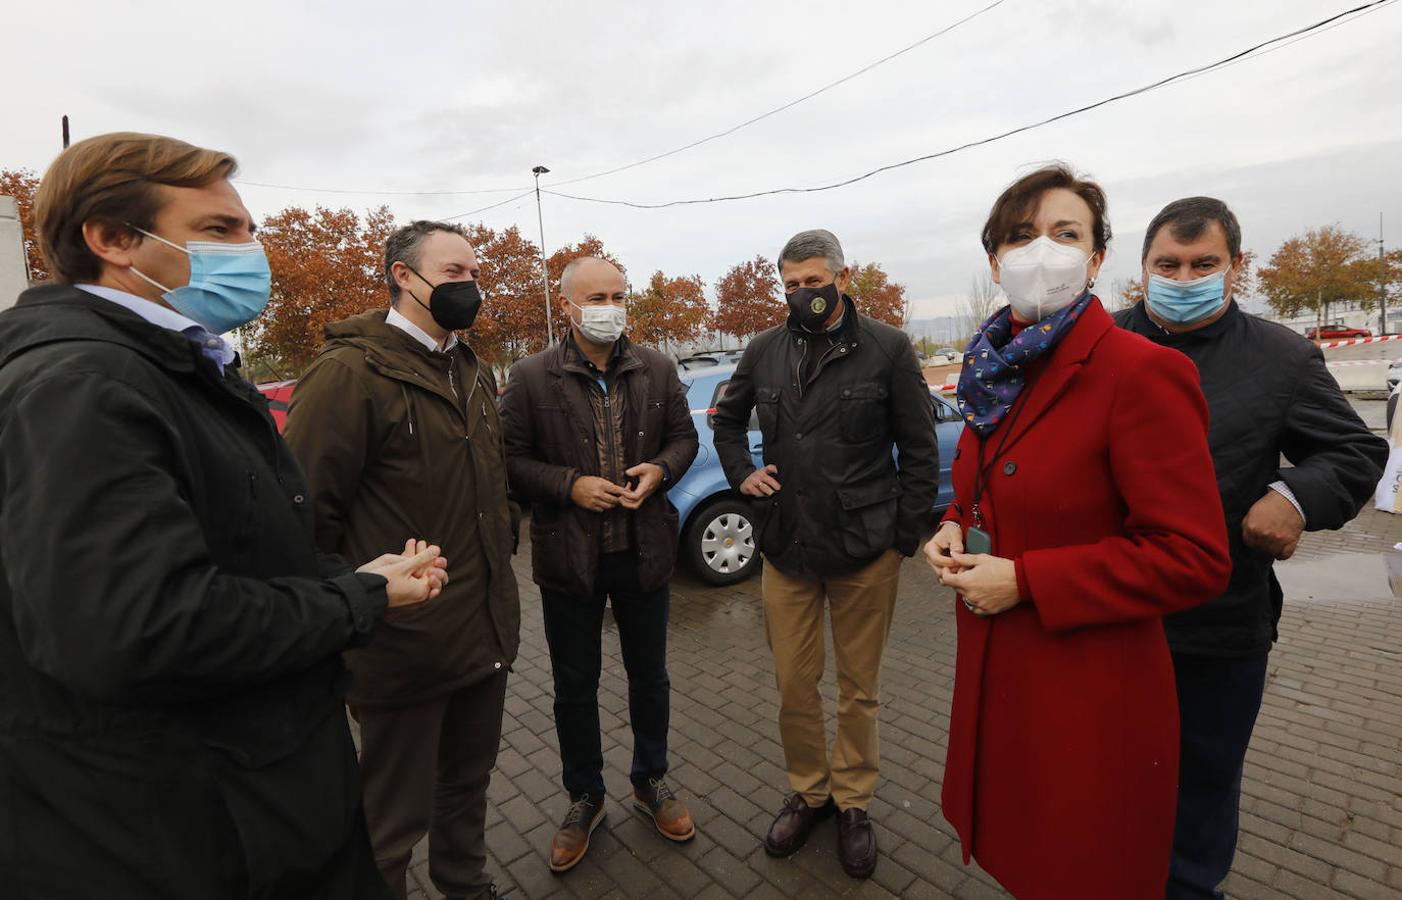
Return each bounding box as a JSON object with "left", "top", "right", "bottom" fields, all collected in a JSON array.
[
  {"left": 284, "top": 310, "right": 520, "bottom": 708},
  {"left": 500, "top": 335, "right": 699, "bottom": 596}
]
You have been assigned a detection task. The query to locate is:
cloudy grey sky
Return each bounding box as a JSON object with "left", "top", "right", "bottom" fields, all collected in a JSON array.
[{"left": 5, "top": 0, "right": 1401, "bottom": 318}]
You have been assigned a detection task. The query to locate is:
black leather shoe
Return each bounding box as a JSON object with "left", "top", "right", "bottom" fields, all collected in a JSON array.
[
  {"left": 837, "top": 808, "right": 877, "bottom": 879},
  {"left": 763, "top": 793, "right": 836, "bottom": 857}
]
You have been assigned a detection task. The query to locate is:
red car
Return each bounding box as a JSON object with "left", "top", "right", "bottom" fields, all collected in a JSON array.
[
  {"left": 1307, "top": 323, "right": 1371, "bottom": 340},
  {"left": 258, "top": 380, "right": 296, "bottom": 431}
]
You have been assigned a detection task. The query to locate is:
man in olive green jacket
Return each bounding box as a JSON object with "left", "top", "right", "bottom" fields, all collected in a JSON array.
[{"left": 285, "top": 220, "right": 519, "bottom": 900}]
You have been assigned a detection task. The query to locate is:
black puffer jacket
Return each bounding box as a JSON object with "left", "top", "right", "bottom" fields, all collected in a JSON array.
[
  {"left": 0, "top": 285, "right": 389, "bottom": 899},
  {"left": 713, "top": 297, "right": 940, "bottom": 578},
  {"left": 1116, "top": 301, "right": 1387, "bottom": 656}
]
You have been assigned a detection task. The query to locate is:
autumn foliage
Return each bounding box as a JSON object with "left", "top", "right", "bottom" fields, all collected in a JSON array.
[
  {"left": 1259, "top": 226, "right": 1372, "bottom": 322},
  {"left": 629, "top": 271, "right": 709, "bottom": 351},
  {"left": 250, "top": 205, "right": 397, "bottom": 370},
  {"left": 714, "top": 255, "right": 785, "bottom": 339},
  {"left": 846, "top": 260, "right": 908, "bottom": 327},
  {"left": 0, "top": 169, "right": 49, "bottom": 283}
]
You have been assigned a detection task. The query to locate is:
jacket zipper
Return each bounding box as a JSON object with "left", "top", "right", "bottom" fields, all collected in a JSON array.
[{"left": 794, "top": 338, "right": 808, "bottom": 399}]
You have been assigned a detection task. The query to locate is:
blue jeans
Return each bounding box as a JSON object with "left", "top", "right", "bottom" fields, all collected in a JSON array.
[
  {"left": 1166, "top": 651, "right": 1270, "bottom": 900},
  {"left": 540, "top": 552, "right": 671, "bottom": 800}
]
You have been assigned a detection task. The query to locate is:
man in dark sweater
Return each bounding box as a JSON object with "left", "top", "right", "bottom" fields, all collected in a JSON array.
[{"left": 1115, "top": 197, "right": 1388, "bottom": 900}]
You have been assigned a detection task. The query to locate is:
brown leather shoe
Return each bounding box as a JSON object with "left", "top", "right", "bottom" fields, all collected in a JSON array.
[
  {"left": 632, "top": 777, "right": 696, "bottom": 842},
  {"left": 549, "top": 794, "right": 606, "bottom": 874},
  {"left": 763, "top": 793, "right": 836, "bottom": 857},
  {"left": 837, "top": 807, "right": 877, "bottom": 878}
]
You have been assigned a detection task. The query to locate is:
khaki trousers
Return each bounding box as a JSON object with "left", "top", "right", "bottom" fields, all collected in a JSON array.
[{"left": 762, "top": 549, "right": 902, "bottom": 811}]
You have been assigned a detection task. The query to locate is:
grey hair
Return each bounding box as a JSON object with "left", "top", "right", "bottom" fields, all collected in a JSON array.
[
  {"left": 778, "top": 229, "right": 845, "bottom": 275},
  {"left": 560, "top": 256, "right": 622, "bottom": 300},
  {"left": 384, "top": 219, "right": 468, "bottom": 303}
]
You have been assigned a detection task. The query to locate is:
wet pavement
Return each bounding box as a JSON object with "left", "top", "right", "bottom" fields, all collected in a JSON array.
[{"left": 390, "top": 497, "right": 1402, "bottom": 900}]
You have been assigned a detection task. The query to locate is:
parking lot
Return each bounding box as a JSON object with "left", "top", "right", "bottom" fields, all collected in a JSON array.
[{"left": 398, "top": 395, "right": 1402, "bottom": 899}]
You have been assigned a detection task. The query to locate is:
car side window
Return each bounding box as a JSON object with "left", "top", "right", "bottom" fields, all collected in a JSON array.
[{"left": 707, "top": 380, "right": 760, "bottom": 431}]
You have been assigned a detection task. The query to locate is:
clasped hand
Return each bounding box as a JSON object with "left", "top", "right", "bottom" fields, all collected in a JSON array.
[
  {"left": 923, "top": 522, "right": 1021, "bottom": 616},
  {"left": 571, "top": 463, "right": 665, "bottom": 512},
  {"left": 356, "top": 539, "right": 449, "bottom": 609}
]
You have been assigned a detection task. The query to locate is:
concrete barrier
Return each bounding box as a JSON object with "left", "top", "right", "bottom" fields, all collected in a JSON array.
[
  {"left": 0, "top": 196, "right": 29, "bottom": 309},
  {"left": 1326, "top": 360, "right": 1388, "bottom": 393}
]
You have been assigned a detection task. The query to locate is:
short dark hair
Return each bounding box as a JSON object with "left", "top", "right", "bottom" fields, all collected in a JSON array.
[
  {"left": 1141, "top": 197, "right": 1241, "bottom": 261},
  {"left": 384, "top": 219, "right": 468, "bottom": 303},
  {"left": 980, "top": 163, "right": 1111, "bottom": 255}
]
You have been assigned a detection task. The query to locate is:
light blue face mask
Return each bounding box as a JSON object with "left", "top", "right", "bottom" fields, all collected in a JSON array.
[
  {"left": 127, "top": 227, "right": 272, "bottom": 334},
  {"left": 1145, "top": 268, "right": 1229, "bottom": 325}
]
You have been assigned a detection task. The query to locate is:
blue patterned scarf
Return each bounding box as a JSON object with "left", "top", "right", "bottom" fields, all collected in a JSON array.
[{"left": 956, "top": 292, "right": 1093, "bottom": 437}]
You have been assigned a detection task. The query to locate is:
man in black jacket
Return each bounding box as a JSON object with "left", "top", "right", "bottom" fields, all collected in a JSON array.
[
  {"left": 500, "top": 257, "right": 700, "bottom": 874},
  {"left": 712, "top": 229, "right": 938, "bottom": 879},
  {"left": 0, "top": 132, "right": 446, "bottom": 900},
  {"left": 1115, "top": 197, "right": 1388, "bottom": 900}
]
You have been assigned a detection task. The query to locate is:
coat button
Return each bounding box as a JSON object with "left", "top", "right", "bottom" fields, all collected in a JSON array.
[
  {"left": 494, "top": 662, "right": 502, "bottom": 670},
  {"left": 638, "top": 431, "right": 645, "bottom": 437},
  {"left": 1004, "top": 462, "right": 1017, "bottom": 476},
  {"left": 293, "top": 494, "right": 305, "bottom": 504},
  {"left": 842, "top": 389, "right": 851, "bottom": 398},
  {"left": 795, "top": 432, "right": 804, "bottom": 440}
]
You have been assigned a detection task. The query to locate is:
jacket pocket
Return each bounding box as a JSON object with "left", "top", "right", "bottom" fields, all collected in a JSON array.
[
  {"left": 836, "top": 478, "right": 901, "bottom": 559},
  {"left": 838, "top": 382, "right": 889, "bottom": 444},
  {"left": 755, "top": 388, "right": 781, "bottom": 440}
]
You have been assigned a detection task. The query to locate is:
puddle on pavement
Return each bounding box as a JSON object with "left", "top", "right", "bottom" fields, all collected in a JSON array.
[{"left": 1275, "top": 551, "right": 1402, "bottom": 601}]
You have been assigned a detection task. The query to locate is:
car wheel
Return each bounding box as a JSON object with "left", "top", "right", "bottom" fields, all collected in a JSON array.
[{"left": 683, "top": 497, "right": 760, "bottom": 585}]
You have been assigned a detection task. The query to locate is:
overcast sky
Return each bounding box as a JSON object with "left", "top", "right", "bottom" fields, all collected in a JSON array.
[{"left": 5, "top": 0, "right": 1401, "bottom": 318}]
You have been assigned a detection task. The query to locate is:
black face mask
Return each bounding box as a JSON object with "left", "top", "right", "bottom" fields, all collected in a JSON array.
[
  {"left": 786, "top": 282, "right": 842, "bottom": 333},
  {"left": 405, "top": 265, "right": 483, "bottom": 331}
]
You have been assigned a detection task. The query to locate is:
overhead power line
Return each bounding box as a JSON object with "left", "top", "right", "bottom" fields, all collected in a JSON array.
[
  {"left": 229, "top": 0, "right": 1012, "bottom": 198},
  {"left": 442, "top": 190, "right": 536, "bottom": 222},
  {"left": 544, "top": 0, "right": 1012, "bottom": 188},
  {"left": 539, "top": 0, "right": 1399, "bottom": 211},
  {"left": 234, "top": 179, "right": 528, "bottom": 197}
]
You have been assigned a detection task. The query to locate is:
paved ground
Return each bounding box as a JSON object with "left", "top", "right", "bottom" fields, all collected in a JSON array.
[{"left": 399, "top": 397, "right": 1402, "bottom": 899}]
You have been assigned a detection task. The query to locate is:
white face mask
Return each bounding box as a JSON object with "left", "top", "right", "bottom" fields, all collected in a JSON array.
[
  {"left": 571, "top": 301, "right": 627, "bottom": 345},
  {"left": 997, "top": 236, "right": 1091, "bottom": 322}
]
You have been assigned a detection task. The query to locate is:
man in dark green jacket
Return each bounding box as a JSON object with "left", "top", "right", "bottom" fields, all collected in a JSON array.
[
  {"left": 0, "top": 133, "right": 444, "bottom": 900},
  {"left": 285, "top": 220, "right": 519, "bottom": 900}
]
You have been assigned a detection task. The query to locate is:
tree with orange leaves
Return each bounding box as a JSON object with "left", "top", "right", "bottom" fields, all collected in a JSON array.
[
  {"left": 714, "top": 255, "right": 785, "bottom": 340},
  {"left": 465, "top": 226, "right": 623, "bottom": 371},
  {"left": 1, "top": 168, "right": 49, "bottom": 283},
  {"left": 629, "top": 271, "right": 708, "bottom": 354},
  {"left": 845, "top": 261, "right": 907, "bottom": 327},
  {"left": 250, "top": 205, "right": 396, "bottom": 372}
]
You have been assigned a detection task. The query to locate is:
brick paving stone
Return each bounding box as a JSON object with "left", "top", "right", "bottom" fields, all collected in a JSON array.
[
  {"left": 695, "top": 845, "right": 763, "bottom": 896},
  {"left": 378, "top": 454, "right": 1402, "bottom": 897}
]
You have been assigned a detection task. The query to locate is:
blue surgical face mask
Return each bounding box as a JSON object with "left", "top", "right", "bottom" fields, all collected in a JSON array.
[
  {"left": 1145, "top": 268, "right": 1229, "bottom": 325},
  {"left": 127, "top": 227, "right": 272, "bottom": 334}
]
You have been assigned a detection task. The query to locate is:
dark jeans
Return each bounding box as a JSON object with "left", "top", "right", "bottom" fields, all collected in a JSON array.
[
  {"left": 1167, "top": 651, "right": 1270, "bottom": 900},
  {"left": 540, "top": 552, "right": 671, "bottom": 800}
]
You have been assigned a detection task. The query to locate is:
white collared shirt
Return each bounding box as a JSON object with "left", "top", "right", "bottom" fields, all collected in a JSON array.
[
  {"left": 75, "top": 283, "right": 237, "bottom": 371},
  {"left": 386, "top": 306, "right": 458, "bottom": 354}
]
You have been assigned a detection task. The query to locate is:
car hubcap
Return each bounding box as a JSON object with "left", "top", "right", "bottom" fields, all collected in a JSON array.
[{"left": 700, "top": 512, "right": 755, "bottom": 574}]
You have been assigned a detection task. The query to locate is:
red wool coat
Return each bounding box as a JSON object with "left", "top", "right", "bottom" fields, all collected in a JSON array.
[{"left": 940, "top": 299, "right": 1231, "bottom": 899}]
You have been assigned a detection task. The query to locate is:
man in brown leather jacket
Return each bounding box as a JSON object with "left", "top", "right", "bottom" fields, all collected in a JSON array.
[
  {"left": 499, "top": 257, "right": 699, "bottom": 874},
  {"left": 285, "top": 220, "right": 519, "bottom": 900}
]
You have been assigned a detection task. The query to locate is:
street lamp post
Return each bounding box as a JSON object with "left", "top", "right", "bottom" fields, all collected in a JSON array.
[{"left": 532, "top": 166, "right": 554, "bottom": 346}]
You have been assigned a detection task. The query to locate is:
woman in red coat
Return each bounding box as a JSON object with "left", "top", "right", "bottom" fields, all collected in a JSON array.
[{"left": 925, "top": 164, "right": 1232, "bottom": 899}]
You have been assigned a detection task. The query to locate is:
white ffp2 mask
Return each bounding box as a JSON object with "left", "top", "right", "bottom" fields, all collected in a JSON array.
[
  {"left": 572, "top": 301, "right": 627, "bottom": 345},
  {"left": 997, "top": 236, "right": 1090, "bottom": 322}
]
